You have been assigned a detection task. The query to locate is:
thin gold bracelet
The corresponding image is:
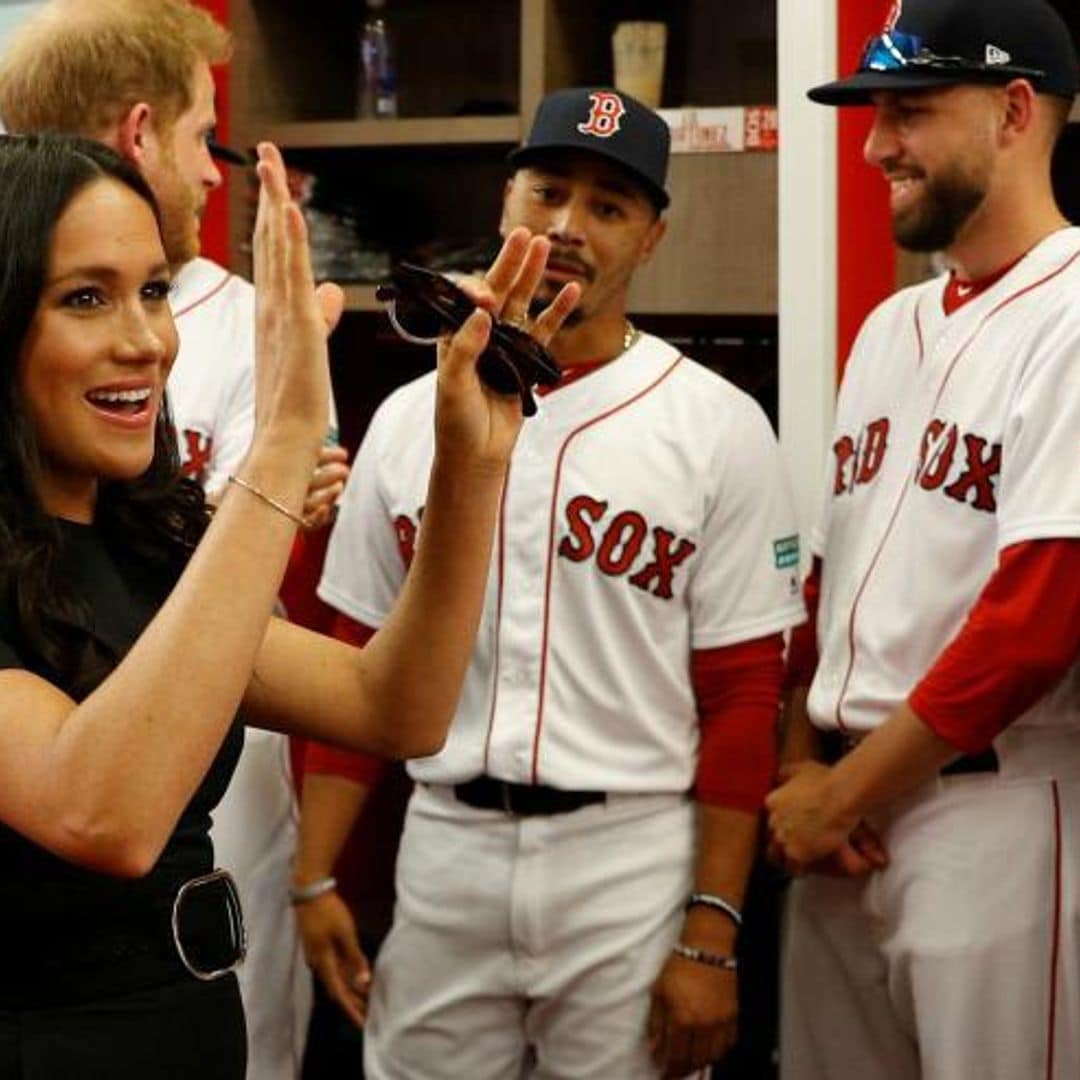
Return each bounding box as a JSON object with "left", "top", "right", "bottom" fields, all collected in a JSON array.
[{"left": 227, "top": 474, "right": 306, "bottom": 528}]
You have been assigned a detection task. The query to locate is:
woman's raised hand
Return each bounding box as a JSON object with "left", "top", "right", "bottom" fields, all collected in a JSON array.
[
  {"left": 251, "top": 142, "right": 343, "bottom": 460},
  {"left": 433, "top": 228, "right": 580, "bottom": 471}
]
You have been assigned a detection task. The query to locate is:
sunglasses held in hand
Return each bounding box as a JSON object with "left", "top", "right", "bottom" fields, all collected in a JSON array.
[{"left": 376, "top": 263, "right": 562, "bottom": 417}]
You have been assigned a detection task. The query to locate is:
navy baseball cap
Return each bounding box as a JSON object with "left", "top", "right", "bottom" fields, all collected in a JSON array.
[
  {"left": 508, "top": 87, "right": 670, "bottom": 210},
  {"left": 809, "top": 0, "right": 1079, "bottom": 105}
]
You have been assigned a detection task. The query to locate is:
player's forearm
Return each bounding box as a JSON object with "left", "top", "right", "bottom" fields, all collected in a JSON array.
[
  {"left": 294, "top": 773, "right": 370, "bottom": 885},
  {"left": 779, "top": 686, "right": 821, "bottom": 765},
  {"left": 825, "top": 701, "right": 958, "bottom": 823},
  {"left": 679, "top": 804, "right": 759, "bottom": 955}
]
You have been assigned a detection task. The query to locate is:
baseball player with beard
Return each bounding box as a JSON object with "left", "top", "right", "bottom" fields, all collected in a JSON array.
[
  {"left": 295, "top": 87, "right": 804, "bottom": 1079},
  {"left": 767, "top": 1, "right": 1080, "bottom": 1077},
  {"left": 0, "top": 4, "right": 349, "bottom": 1077}
]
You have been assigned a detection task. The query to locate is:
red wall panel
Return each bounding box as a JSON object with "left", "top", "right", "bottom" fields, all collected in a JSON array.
[
  {"left": 193, "top": 0, "right": 231, "bottom": 266},
  {"left": 836, "top": 0, "right": 894, "bottom": 374}
]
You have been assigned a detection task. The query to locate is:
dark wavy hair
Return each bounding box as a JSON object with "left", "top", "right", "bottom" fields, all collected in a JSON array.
[{"left": 0, "top": 134, "right": 209, "bottom": 697}]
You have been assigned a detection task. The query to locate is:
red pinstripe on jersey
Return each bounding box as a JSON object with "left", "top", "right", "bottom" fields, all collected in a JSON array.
[
  {"left": 530, "top": 356, "right": 685, "bottom": 782},
  {"left": 1046, "top": 780, "right": 1062, "bottom": 1080},
  {"left": 172, "top": 267, "right": 232, "bottom": 319}
]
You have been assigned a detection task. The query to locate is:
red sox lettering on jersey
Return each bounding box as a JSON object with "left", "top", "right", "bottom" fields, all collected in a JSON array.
[
  {"left": 180, "top": 428, "right": 214, "bottom": 487},
  {"left": 832, "top": 416, "right": 1001, "bottom": 513},
  {"left": 392, "top": 497, "right": 697, "bottom": 601},
  {"left": 576, "top": 92, "right": 626, "bottom": 138},
  {"left": 558, "top": 495, "right": 696, "bottom": 600},
  {"left": 394, "top": 513, "right": 419, "bottom": 569},
  {"left": 916, "top": 421, "right": 1001, "bottom": 513}
]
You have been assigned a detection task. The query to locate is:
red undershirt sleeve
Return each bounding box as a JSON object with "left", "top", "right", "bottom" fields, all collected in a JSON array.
[
  {"left": 693, "top": 633, "right": 785, "bottom": 811},
  {"left": 784, "top": 557, "right": 821, "bottom": 693},
  {"left": 909, "top": 539, "right": 1080, "bottom": 754},
  {"left": 301, "top": 613, "right": 391, "bottom": 786}
]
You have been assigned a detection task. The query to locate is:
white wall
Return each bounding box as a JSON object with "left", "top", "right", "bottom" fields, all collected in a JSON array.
[{"left": 777, "top": 0, "right": 837, "bottom": 553}]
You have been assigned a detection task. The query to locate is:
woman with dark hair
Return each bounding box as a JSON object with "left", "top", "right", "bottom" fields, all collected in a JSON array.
[{"left": 0, "top": 133, "right": 577, "bottom": 1076}]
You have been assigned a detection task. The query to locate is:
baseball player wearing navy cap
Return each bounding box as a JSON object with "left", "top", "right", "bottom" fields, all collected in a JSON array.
[
  {"left": 767, "top": 1, "right": 1080, "bottom": 1077},
  {"left": 298, "top": 85, "right": 804, "bottom": 1078}
]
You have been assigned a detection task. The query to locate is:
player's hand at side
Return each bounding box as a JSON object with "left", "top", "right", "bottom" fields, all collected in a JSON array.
[
  {"left": 433, "top": 227, "right": 579, "bottom": 471},
  {"left": 295, "top": 888, "right": 370, "bottom": 1028},
  {"left": 647, "top": 949, "right": 738, "bottom": 1077},
  {"left": 251, "top": 141, "right": 343, "bottom": 462},
  {"left": 768, "top": 818, "right": 888, "bottom": 877},
  {"left": 765, "top": 760, "right": 864, "bottom": 868},
  {"left": 302, "top": 443, "right": 351, "bottom": 531}
]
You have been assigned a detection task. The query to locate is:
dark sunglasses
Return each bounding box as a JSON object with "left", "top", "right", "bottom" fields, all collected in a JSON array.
[
  {"left": 860, "top": 29, "right": 1045, "bottom": 84},
  {"left": 375, "top": 263, "right": 562, "bottom": 417}
]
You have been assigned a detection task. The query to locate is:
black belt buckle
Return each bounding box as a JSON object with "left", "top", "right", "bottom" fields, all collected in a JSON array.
[
  {"left": 453, "top": 776, "right": 606, "bottom": 817},
  {"left": 940, "top": 747, "right": 999, "bottom": 776},
  {"left": 171, "top": 869, "right": 247, "bottom": 982}
]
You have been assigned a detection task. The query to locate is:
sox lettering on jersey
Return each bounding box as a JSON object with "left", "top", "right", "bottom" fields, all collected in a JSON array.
[
  {"left": 916, "top": 420, "right": 1001, "bottom": 513},
  {"left": 558, "top": 495, "right": 697, "bottom": 600},
  {"left": 180, "top": 428, "right": 214, "bottom": 486},
  {"left": 576, "top": 92, "right": 627, "bottom": 139}
]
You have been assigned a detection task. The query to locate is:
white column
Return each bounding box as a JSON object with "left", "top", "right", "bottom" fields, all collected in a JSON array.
[{"left": 777, "top": 0, "right": 837, "bottom": 551}]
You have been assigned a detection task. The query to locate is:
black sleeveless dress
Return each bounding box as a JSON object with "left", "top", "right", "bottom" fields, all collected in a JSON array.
[{"left": 0, "top": 521, "right": 247, "bottom": 1078}]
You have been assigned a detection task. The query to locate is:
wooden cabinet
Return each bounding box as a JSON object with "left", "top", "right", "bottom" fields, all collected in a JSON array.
[{"left": 228, "top": 0, "right": 779, "bottom": 316}]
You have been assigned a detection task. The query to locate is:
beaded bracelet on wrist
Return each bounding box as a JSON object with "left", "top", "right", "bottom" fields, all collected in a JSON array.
[{"left": 671, "top": 942, "right": 738, "bottom": 970}]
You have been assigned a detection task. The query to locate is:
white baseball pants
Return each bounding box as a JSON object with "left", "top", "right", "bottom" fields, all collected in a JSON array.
[
  {"left": 781, "top": 728, "right": 1080, "bottom": 1080},
  {"left": 365, "top": 784, "right": 699, "bottom": 1079}
]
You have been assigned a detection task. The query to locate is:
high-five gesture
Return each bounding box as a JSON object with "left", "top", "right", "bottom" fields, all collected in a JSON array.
[{"left": 250, "top": 142, "right": 340, "bottom": 462}]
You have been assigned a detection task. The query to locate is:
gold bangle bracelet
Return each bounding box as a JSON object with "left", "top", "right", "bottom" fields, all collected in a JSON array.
[{"left": 227, "top": 474, "right": 306, "bottom": 528}]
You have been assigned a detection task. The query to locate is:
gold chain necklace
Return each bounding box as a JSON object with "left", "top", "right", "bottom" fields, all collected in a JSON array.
[{"left": 622, "top": 319, "right": 641, "bottom": 353}]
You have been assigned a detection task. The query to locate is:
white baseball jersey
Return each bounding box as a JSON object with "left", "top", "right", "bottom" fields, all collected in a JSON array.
[
  {"left": 785, "top": 228, "right": 1080, "bottom": 1080},
  {"left": 168, "top": 256, "right": 256, "bottom": 499},
  {"left": 320, "top": 332, "right": 804, "bottom": 793},
  {"left": 169, "top": 257, "right": 312, "bottom": 1080},
  {"left": 808, "top": 226, "right": 1080, "bottom": 737}
]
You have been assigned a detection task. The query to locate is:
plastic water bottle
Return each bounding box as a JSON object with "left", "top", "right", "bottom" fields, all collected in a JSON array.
[{"left": 358, "top": 0, "right": 398, "bottom": 119}]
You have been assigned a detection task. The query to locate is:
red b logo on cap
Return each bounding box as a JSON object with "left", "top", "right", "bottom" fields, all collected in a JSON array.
[{"left": 577, "top": 92, "right": 626, "bottom": 139}]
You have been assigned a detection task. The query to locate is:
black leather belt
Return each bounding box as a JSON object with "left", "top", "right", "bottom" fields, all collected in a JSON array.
[
  {"left": 3, "top": 868, "right": 246, "bottom": 1010},
  {"left": 819, "top": 731, "right": 998, "bottom": 776},
  {"left": 453, "top": 776, "right": 606, "bottom": 816}
]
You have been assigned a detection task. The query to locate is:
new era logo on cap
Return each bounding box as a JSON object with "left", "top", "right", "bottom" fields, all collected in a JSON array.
[
  {"left": 808, "top": 0, "right": 1080, "bottom": 105},
  {"left": 576, "top": 91, "right": 627, "bottom": 139}
]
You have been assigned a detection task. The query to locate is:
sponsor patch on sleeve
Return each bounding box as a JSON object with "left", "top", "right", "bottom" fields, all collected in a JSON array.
[{"left": 773, "top": 535, "right": 800, "bottom": 570}]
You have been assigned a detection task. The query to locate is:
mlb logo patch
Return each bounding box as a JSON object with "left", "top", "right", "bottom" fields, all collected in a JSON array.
[{"left": 773, "top": 535, "right": 800, "bottom": 570}]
